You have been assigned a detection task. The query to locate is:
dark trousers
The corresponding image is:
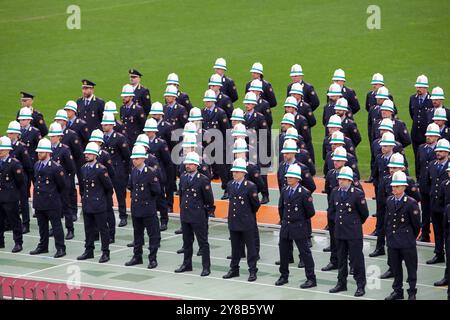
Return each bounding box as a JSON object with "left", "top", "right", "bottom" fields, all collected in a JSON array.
[
  {"left": 0, "top": 202, "right": 23, "bottom": 245},
  {"left": 83, "top": 211, "right": 109, "bottom": 253},
  {"left": 35, "top": 209, "right": 65, "bottom": 251},
  {"left": 420, "top": 192, "right": 431, "bottom": 236},
  {"left": 279, "top": 236, "right": 315, "bottom": 281},
  {"left": 432, "top": 209, "right": 445, "bottom": 255},
  {"left": 239, "top": 224, "right": 260, "bottom": 257},
  {"left": 61, "top": 178, "right": 74, "bottom": 231},
  {"left": 328, "top": 219, "right": 338, "bottom": 265},
  {"left": 412, "top": 140, "right": 422, "bottom": 179},
  {"left": 69, "top": 170, "right": 81, "bottom": 217},
  {"left": 388, "top": 246, "right": 417, "bottom": 294},
  {"left": 305, "top": 141, "right": 315, "bottom": 164},
  {"left": 213, "top": 163, "right": 231, "bottom": 191},
  {"left": 230, "top": 228, "right": 258, "bottom": 273},
  {"left": 261, "top": 174, "right": 269, "bottom": 198},
  {"left": 181, "top": 220, "right": 210, "bottom": 269},
  {"left": 19, "top": 174, "right": 30, "bottom": 224},
  {"left": 112, "top": 171, "right": 128, "bottom": 219},
  {"left": 336, "top": 238, "right": 366, "bottom": 288},
  {"left": 132, "top": 214, "right": 160, "bottom": 261},
  {"left": 106, "top": 192, "right": 116, "bottom": 239},
  {"left": 157, "top": 188, "right": 169, "bottom": 225},
  {"left": 166, "top": 164, "right": 177, "bottom": 210},
  {"left": 375, "top": 207, "right": 386, "bottom": 249}
]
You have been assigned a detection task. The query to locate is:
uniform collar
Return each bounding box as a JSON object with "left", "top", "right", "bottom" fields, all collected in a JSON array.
[{"left": 87, "top": 160, "right": 97, "bottom": 168}]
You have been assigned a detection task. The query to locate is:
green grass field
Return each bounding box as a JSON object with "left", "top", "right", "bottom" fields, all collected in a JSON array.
[{"left": 1, "top": 0, "right": 449, "bottom": 177}]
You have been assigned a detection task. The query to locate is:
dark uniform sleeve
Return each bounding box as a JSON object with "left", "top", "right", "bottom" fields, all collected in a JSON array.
[
  {"left": 127, "top": 172, "right": 133, "bottom": 191},
  {"left": 302, "top": 189, "right": 315, "bottom": 219},
  {"left": 278, "top": 188, "right": 285, "bottom": 219},
  {"left": 301, "top": 166, "right": 316, "bottom": 193},
  {"left": 137, "top": 106, "right": 146, "bottom": 132},
  {"left": 118, "top": 136, "right": 131, "bottom": 162},
  {"left": 64, "top": 149, "right": 76, "bottom": 176},
  {"left": 141, "top": 87, "right": 152, "bottom": 115},
  {"left": 305, "top": 85, "right": 320, "bottom": 111},
  {"left": 12, "top": 160, "right": 25, "bottom": 188},
  {"left": 179, "top": 106, "right": 189, "bottom": 128},
  {"left": 406, "top": 178, "right": 421, "bottom": 202},
  {"left": 397, "top": 121, "right": 412, "bottom": 148},
  {"left": 227, "top": 78, "right": 238, "bottom": 103},
  {"left": 248, "top": 165, "right": 265, "bottom": 194},
  {"left": 35, "top": 112, "right": 48, "bottom": 137},
  {"left": 348, "top": 121, "right": 362, "bottom": 147},
  {"left": 355, "top": 191, "right": 369, "bottom": 224},
  {"left": 409, "top": 199, "right": 421, "bottom": 238},
  {"left": 264, "top": 82, "right": 277, "bottom": 108},
  {"left": 347, "top": 88, "right": 360, "bottom": 115},
  {"left": 54, "top": 166, "right": 66, "bottom": 192},
  {"left": 148, "top": 169, "right": 161, "bottom": 197},
  {"left": 365, "top": 92, "right": 372, "bottom": 112},
  {"left": 248, "top": 183, "right": 261, "bottom": 214},
  {"left": 104, "top": 155, "right": 115, "bottom": 179},
  {"left": 20, "top": 148, "right": 33, "bottom": 174},
  {"left": 201, "top": 177, "right": 215, "bottom": 216},
  {"left": 98, "top": 166, "right": 113, "bottom": 194},
  {"left": 218, "top": 109, "right": 231, "bottom": 135},
  {"left": 327, "top": 189, "right": 337, "bottom": 221}
]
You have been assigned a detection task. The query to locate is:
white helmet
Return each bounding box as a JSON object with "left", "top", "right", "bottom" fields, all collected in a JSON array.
[
  {"left": 89, "top": 129, "right": 104, "bottom": 143},
  {"left": 332, "top": 68, "right": 346, "bottom": 81},
  {"left": 143, "top": 118, "right": 158, "bottom": 132},
  {"left": 290, "top": 64, "right": 304, "bottom": 77},
  {"left": 54, "top": 109, "right": 68, "bottom": 121},
  {"left": 121, "top": 84, "right": 135, "bottom": 97},
  {"left": 337, "top": 166, "right": 354, "bottom": 181},
  {"left": 387, "top": 152, "right": 405, "bottom": 168},
  {"left": 425, "top": 123, "right": 441, "bottom": 137},
  {"left": 232, "top": 123, "right": 247, "bottom": 137},
  {"left": 249, "top": 79, "right": 263, "bottom": 92},
  {"left": 380, "top": 132, "right": 396, "bottom": 146},
  {"left": 285, "top": 164, "right": 302, "bottom": 179},
  {"left": 281, "top": 139, "right": 298, "bottom": 154},
  {"left": 232, "top": 138, "right": 249, "bottom": 154},
  {"left": 327, "top": 83, "right": 342, "bottom": 97},
  {"left": 36, "top": 138, "right": 52, "bottom": 153},
  {"left": 183, "top": 151, "right": 200, "bottom": 165},
  {"left": 84, "top": 142, "right": 100, "bottom": 156},
  {"left": 390, "top": 171, "right": 408, "bottom": 186},
  {"left": 130, "top": 145, "right": 147, "bottom": 159},
  {"left": 230, "top": 108, "right": 245, "bottom": 122},
  {"left": 149, "top": 102, "right": 164, "bottom": 115},
  {"left": 208, "top": 74, "right": 223, "bottom": 87},
  {"left": 375, "top": 86, "right": 390, "bottom": 99},
  {"left": 6, "top": 121, "right": 21, "bottom": 134},
  {"left": 203, "top": 89, "right": 217, "bottom": 102},
  {"left": 164, "top": 85, "right": 178, "bottom": 97},
  {"left": 188, "top": 107, "right": 203, "bottom": 121},
  {"left": 332, "top": 146, "right": 347, "bottom": 161},
  {"left": 289, "top": 82, "right": 304, "bottom": 96},
  {"left": 0, "top": 136, "right": 12, "bottom": 150},
  {"left": 213, "top": 57, "right": 227, "bottom": 71},
  {"left": 166, "top": 73, "right": 179, "bottom": 85},
  {"left": 48, "top": 122, "right": 64, "bottom": 137},
  {"left": 231, "top": 158, "right": 248, "bottom": 173},
  {"left": 243, "top": 92, "right": 257, "bottom": 104},
  {"left": 101, "top": 112, "right": 116, "bottom": 125},
  {"left": 430, "top": 87, "right": 445, "bottom": 100},
  {"left": 250, "top": 62, "right": 263, "bottom": 75},
  {"left": 64, "top": 100, "right": 78, "bottom": 113},
  {"left": 371, "top": 73, "right": 384, "bottom": 85},
  {"left": 415, "top": 75, "right": 429, "bottom": 88},
  {"left": 284, "top": 96, "right": 298, "bottom": 109},
  {"left": 334, "top": 98, "right": 349, "bottom": 111},
  {"left": 104, "top": 101, "right": 118, "bottom": 114},
  {"left": 327, "top": 115, "right": 343, "bottom": 128},
  {"left": 183, "top": 122, "right": 197, "bottom": 136},
  {"left": 17, "top": 107, "right": 33, "bottom": 120}
]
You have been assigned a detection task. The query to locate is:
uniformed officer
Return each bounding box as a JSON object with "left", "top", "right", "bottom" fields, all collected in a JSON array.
[
  {"left": 279, "top": 127, "right": 313, "bottom": 175},
  {"left": 17, "top": 91, "right": 48, "bottom": 137},
  {"left": 209, "top": 74, "right": 234, "bottom": 119},
  {"left": 323, "top": 84, "right": 343, "bottom": 129},
  {"left": 245, "top": 62, "right": 277, "bottom": 108},
  {"left": 148, "top": 102, "right": 173, "bottom": 146},
  {"left": 223, "top": 158, "right": 261, "bottom": 282},
  {"left": 166, "top": 73, "right": 193, "bottom": 113},
  {"left": 175, "top": 152, "right": 215, "bottom": 277},
  {"left": 384, "top": 171, "right": 421, "bottom": 300},
  {"left": 322, "top": 127, "right": 356, "bottom": 163},
  {"left": 129, "top": 68, "right": 151, "bottom": 116},
  {"left": 0, "top": 136, "right": 24, "bottom": 253},
  {"left": 125, "top": 145, "right": 161, "bottom": 269},
  {"left": 323, "top": 142, "right": 359, "bottom": 179},
  {"left": 119, "top": 84, "right": 146, "bottom": 145},
  {"left": 286, "top": 64, "right": 320, "bottom": 111},
  {"left": 30, "top": 138, "right": 66, "bottom": 258},
  {"left": 328, "top": 166, "right": 368, "bottom": 297},
  {"left": 276, "top": 164, "right": 316, "bottom": 288},
  {"left": 163, "top": 85, "right": 188, "bottom": 130},
  {"left": 432, "top": 108, "right": 450, "bottom": 141},
  {"left": 64, "top": 100, "right": 90, "bottom": 147},
  {"left": 48, "top": 122, "right": 76, "bottom": 240},
  {"left": 77, "top": 142, "right": 113, "bottom": 263},
  {"left": 213, "top": 57, "right": 238, "bottom": 103},
  {"left": 365, "top": 73, "right": 394, "bottom": 112},
  {"left": 18, "top": 107, "right": 42, "bottom": 163},
  {"left": 328, "top": 69, "right": 360, "bottom": 115},
  {"left": 332, "top": 98, "right": 361, "bottom": 147},
  {"left": 409, "top": 75, "right": 433, "bottom": 169},
  {"left": 372, "top": 132, "right": 399, "bottom": 196},
  {"left": 287, "top": 84, "right": 316, "bottom": 128},
  {"left": 102, "top": 113, "right": 131, "bottom": 227},
  {"left": 428, "top": 87, "right": 450, "bottom": 124},
  {"left": 76, "top": 79, "right": 105, "bottom": 133},
  {"left": 416, "top": 123, "right": 440, "bottom": 242},
  {"left": 425, "top": 138, "right": 450, "bottom": 264},
  {"left": 6, "top": 121, "right": 33, "bottom": 234}
]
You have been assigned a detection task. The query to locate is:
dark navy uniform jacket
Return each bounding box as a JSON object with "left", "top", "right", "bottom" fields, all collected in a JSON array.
[
  {"left": 179, "top": 172, "right": 215, "bottom": 223},
  {"left": 16, "top": 108, "right": 48, "bottom": 137},
  {"left": 325, "top": 169, "right": 362, "bottom": 203},
  {"left": 372, "top": 118, "right": 411, "bottom": 148},
  {"left": 322, "top": 135, "right": 356, "bottom": 161},
  {"left": 0, "top": 157, "right": 25, "bottom": 203},
  {"left": 20, "top": 126, "right": 41, "bottom": 164},
  {"left": 385, "top": 195, "right": 421, "bottom": 249},
  {"left": 203, "top": 106, "right": 230, "bottom": 137},
  {"left": 80, "top": 162, "right": 113, "bottom": 214},
  {"left": 163, "top": 102, "right": 188, "bottom": 130},
  {"left": 67, "top": 117, "right": 90, "bottom": 147},
  {"left": 245, "top": 162, "right": 265, "bottom": 195},
  {"left": 219, "top": 75, "right": 238, "bottom": 103},
  {"left": 255, "top": 97, "right": 273, "bottom": 128},
  {"left": 277, "top": 160, "right": 316, "bottom": 193},
  {"left": 227, "top": 179, "right": 260, "bottom": 232},
  {"left": 378, "top": 174, "right": 421, "bottom": 215},
  {"left": 245, "top": 111, "right": 268, "bottom": 148},
  {"left": 438, "top": 179, "right": 450, "bottom": 210},
  {"left": 323, "top": 151, "right": 359, "bottom": 179},
  {"left": 293, "top": 113, "right": 311, "bottom": 144},
  {"left": 61, "top": 128, "right": 84, "bottom": 168},
  {"left": 373, "top": 153, "right": 410, "bottom": 187},
  {"left": 427, "top": 159, "right": 450, "bottom": 213},
  {"left": 245, "top": 78, "right": 277, "bottom": 108},
  {"left": 278, "top": 184, "right": 315, "bottom": 240},
  {"left": 133, "top": 83, "right": 151, "bottom": 115},
  {"left": 120, "top": 102, "right": 146, "bottom": 144},
  {"left": 216, "top": 92, "right": 234, "bottom": 119},
  {"left": 76, "top": 95, "right": 105, "bottom": 133},
  {"left": 409, "top": 93, "right": 433, "bottom": 144},
  {"left": 329, "top": 186, "right": 369, "bottom": 240},
  {"left": 176, "top": 91, "right": 193, "bottom": 113},
  {"left": 416, "top": 143, "right": 436, "bottom": 193},
  {"left": 295, "top": 101, "right": 316, "bottom": 127},
  {"left": 51, "top": 143, "right": 76, "bottom": 178},
  {"left": 286, "top": 81, "right": 320, "bottom": 111},
  {"left": 148, "top": 137, "right": 172, "bottom": 182},
  {"left": 155, "top": 119, "right": 173, "bottom": 148},
  {"left": 128, "top": 166, "right": 161, "bottom": 218},
  {"left": 32, "top": 160, "right": 66, "bottom": 211},
  {"left": 365, "top": 91, "right": 395, "bottom": 112},
  {"left": 103, "top": 131, "right": 131, "bottom": 177},
  {"left": 97, "top": 149, "right": 115, "bottom": 179},
  {"left": 370, "top": 140, "right": 405, "bottom": 176},
  {"left": 445, "top": 205, "right": 450, "bottom": 243},
  {"left": 10, "top": 140, "right": 33, "bottom": 176}
]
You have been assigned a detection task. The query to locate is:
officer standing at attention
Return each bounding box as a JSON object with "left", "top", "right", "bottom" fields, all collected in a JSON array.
[
  {"left": 77, "top": 142, "right": 113, "bottom": 263},
  {"left": 384, "top": 171, "right": 421, "bottom": 300},
  {"left": 163, "top": 85, "right": 188, "bottom": 130},
  {"left": 125, "top": 145, "right": 161, "bottom": 269},
  {"left": 119, "top": 84, "right": 146, "bottom": 145},
  {"left": 102, "top": 113, "right": 131, "bottom": 227},
  {"left": 129, "top": 69, "right": 151, "bottom": 116},
  {"left": 276, "top": 164, "right": 317, "bottom": 288},
  {"left": 223, "top": 158, "right": 261, "bottom": 282},
  {"left": 0, "top": 136, "right": 24, "bottom": 253},
  {"left": 30, "top": 138, "right": 66, "bottom": 258},
  {"left": 328, "top": 69, "right": 360, "bottom": 116},
  {"left": 76, "top": 80, "right": 105, "bottom": 133},
  {"left": 64, "top": 100, "right": 90, "bottom": 147},
  {"left": 166, "top": 73, "right": 194, "bottom": 113},
  {"left": 365, "top": 73, "right": 394, "bottom": 112},
  {"left": 208, "top": 74, "right": 234, "bottom": 119},
  {"left": 17, "top": 92, "right": 48, "bottom": 137},
  {"left": 286, "top": 64, "right": 320, "bottom": 111},
  {"left": 212, "top": 57, "right": 238, "bottom": 103},
  {"left": 175, "top": 152, "right": 215, "bottom": 277},
  {"left": 245, "top": 62, "right": 277, "bottom": 108},
  {"left": 328, "top": 166, "right": 368, "bottom": 297}
]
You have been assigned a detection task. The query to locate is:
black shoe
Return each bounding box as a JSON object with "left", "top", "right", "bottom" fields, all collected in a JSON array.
[
  {"left": 22, "top": 223, "right": 30, "bottom": 234},
  {"left": 426, "top": 255, "right": 445, "bottom": 264},
  {"left": 118, "top": 218, "right": 127, "bottom": 227},
  {"left": 248, "top": 272, "right": 257, "bottom": 282},
  {"left": 200, "top": 268, "right": 211, "bottom": 277},
  {"left": 369, "top": 230, "right": 378, "bottom": 236},
  {"left": 226, "top": 255, "right": 232, "bottom": 259},
  {"left": 223, "top": 269, "right": 239, "bottom": 279},
  {"left": 275, "top": 277, "right": 288, "bottom": 286},
  {"left": 434, "top": 278, "right": 448, "bottom": 286},
  {"left": 0, "top": 243, "right": 5, "bottom": 249},
  {"left": 12, "top": 244, "right": 23, "bottom": 253},
  {"left": 418, "top": 234, "right": 430, "bottom": 242},
  {"left": 323, "top": 225, "right": 329, "bottom": 231},
  {"left": 307, "top": 239, "right": 313, "bottom": 248},
  {"left": 321, "top": 263, "right": 338, "bottom": 271},
  {"left": 380, "top": 269, "right": 394, "bottom": 279},
  {"left": 209, "top": 212, "right": 215, "bottom": 218},
  {"left": 354, "top": 287, "right": 365, "bottom": 297},
  {"left": 323, "top": 246, "right": 331, "bottom": 252},
  {"left": 65, "top": 230, "right": 74, "bottom": 240},
  {"left": 109, "top": 237, "right": 115, "bottom": 244},
  {"left": 300, "top": 279, "right": 317, "bottom": 289},
  {"left": 127, "top": 242, "right": 135, "bottom": 248},
  {"left": 94, "top": 234, "right": 99, "bottom": 241},
  {"left": 408, "top": 292, "right": 416, "bottom": 300},
  {"left": 148, "top": 260, "right": 158, "bottom": 269},
  {"left": 275, "top": 258, "right": 294, "bottom": 265},
  {"left": 160, "top": 224, "right": 168, "bottom": 231},
  {"left": 168, "top": 207, "right": 174, "bottom": 213},
  {"left": 349, "top": 267, "right": 354, "bottom": 275},
  {"left": 72, "top": 215, "right": 78, "bottom": 222},
  {"left": 385, "top": 291, "right": 404, "bottom": 300},
  {"left": 177, "top": 248, "right": 185, "bottom": 254},
  {"left": 54, "top": 249, "right": 66, "bottom": 258},
  {"left": 364, "top": 176, "right": 374, "bottom": 183},
  {"left": 77, "top": 251, "right": 94, "bottom": 260},
  {"left": 48, "top": 228, "right": 54, "bottom": 237},
  {"left": 369, "top": 247, "right": 385, "bottom": 257},
  {"left": 175, "top": 264, "right": 192, "bottom": 273},
  {"left": 196, "top": 250, "right": 203, "bottom": 256},
  {"left": 174, "top": 229, "right": 182, "bottom": 235},
  {"left": 221, "top": 192, "right": 229, "bottom": 200},
  {"left": 99, "top": 252, "right": 110, "bottom": 263},
  {"left": 30, "top": 247, "right": 49, "bottom": 255},
  {"left": 329, "top": 283, "right": 347, "bottom": 293},
  {"left": 297, "top": 260, "right": 305, "bottom": 268},
  {"left": 125, "top": 255, "right": 143, "bottom": 266},
  {"left": 260, "top": 196, "right": 269, "bottom": 204}
]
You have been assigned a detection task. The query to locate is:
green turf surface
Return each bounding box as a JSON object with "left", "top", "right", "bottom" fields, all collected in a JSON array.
[{"left": 1, "top": 0, "right": 449, "bottom": 177}]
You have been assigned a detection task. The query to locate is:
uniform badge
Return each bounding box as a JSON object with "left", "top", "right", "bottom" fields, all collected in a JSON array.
[
  {"left": 154, "top": 177, "right": 158, "bottom": 182},
  {"left": 39, "top": 119, "right": 43, "bottom": 124},
  {"left": 308, "top": 197, "right": 313, "bottom": 202},
  {"left": 147, "top": 95, "right": 150, "bottom": 99},
  {"left": 205, "top": 185, "right": 210, "bottom": 190},
  {"left": 60, "top": 171, "right": 64, "bottom": 176},
  {"left": 122, "top": 143, "right": 127, "bottom": 148},
  {"left": 361, "top": 199, "right": 366, "bottom": 204},
  {"left": 413, "top": 209, "right": 419, "bottom": 215},
  {"left": 140, "top": 113, "right": 145, "bottom": 118},
  {"left": 74, "top": 139, "right": 79, "bottom": 144},
  {"left": 91, "top": 183, "right": 95, "bottom": 187},
  {"left": 269, "top": 87, "right": 273, "bottom": 92},
  {"left": 17, "top": 169, "right": 22, "bottom": 174},
  {"left": 252, "top": 192, "right": 258, "bottom": 198},
  {"left": 104, "top": 172, "right": 109, "bottom": 177},
  {"left": 186, "top": 100, "right": 190, "bottom": 104}
]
